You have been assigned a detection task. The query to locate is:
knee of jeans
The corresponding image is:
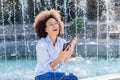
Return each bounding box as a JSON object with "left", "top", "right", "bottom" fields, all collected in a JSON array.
[
  {"left": 35, "top": 76, "right": 42, "bottom": 80},
  {"left": 35, "top": 76, "right": 39, "bottom": 80},
  {"left": 73, "top": 75, "right": 78, "bottom": 80},
  {"left": 69, "top": 74, "right": 78, "bottom": 80}
]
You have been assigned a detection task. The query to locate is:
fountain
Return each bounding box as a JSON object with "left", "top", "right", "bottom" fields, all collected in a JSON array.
[{"left": 0, "top": 0, "right": 120, "bottom": 80}]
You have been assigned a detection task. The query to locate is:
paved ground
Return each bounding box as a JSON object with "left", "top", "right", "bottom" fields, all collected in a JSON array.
[{"left": 81, "top": 73, "right": 120, "bottom": 80}]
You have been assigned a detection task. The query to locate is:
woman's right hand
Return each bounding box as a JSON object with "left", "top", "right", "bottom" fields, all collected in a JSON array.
[{"left": 58, "top": 46, "right": 70, "bottom": 59}]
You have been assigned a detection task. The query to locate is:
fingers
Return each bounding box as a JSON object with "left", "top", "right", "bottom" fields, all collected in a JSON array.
[
  {"left": 73, "top": 36, "right": 77, "bottom": 41},
  {"left": 72, "top": 36, "right": 77, "bottom": 41},
  {"left": 64, "top": 45, "right": 70, "bottom": 51},
  {"left": 72, "top": 36, "right": 77, "bottom": 46}
]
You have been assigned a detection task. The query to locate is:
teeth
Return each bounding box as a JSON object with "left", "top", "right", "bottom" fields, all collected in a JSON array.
[{"left": 54, "top": 29, "right": 57, "bottom": 31}]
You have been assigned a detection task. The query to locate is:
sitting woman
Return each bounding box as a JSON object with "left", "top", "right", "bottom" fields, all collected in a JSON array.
[{"left": 33, "top": 9, "right": 78, "bottom": 80}]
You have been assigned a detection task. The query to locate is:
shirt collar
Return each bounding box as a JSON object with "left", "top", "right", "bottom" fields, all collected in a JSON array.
[
  {"left": 45, "top": 35, "right": 51, "bottom": 42},
  {"left": 45, "top": 35, "right": 59, "bottom": 46}
]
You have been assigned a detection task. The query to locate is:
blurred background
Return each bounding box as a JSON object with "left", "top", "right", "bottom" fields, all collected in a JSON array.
[{"left": 0, "top": 0, "right": 120, "bottom": 80}]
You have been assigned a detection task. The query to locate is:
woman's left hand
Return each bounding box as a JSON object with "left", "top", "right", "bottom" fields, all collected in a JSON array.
[
  {"left": 66, "top": 36, "right": 77, "bottom": 55},
  {"left": 64, "top": 36, "right": 77, "bottom": 63},
  {"left": 71, "top": 36, "right": 78, "bottom": 47}
]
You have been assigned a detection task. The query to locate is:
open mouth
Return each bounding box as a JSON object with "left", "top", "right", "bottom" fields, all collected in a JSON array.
[{"left": 53, "top": 29, "right": 58, "bottom": 31}]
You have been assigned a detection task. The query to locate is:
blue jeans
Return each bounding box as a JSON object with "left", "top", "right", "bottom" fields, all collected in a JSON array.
[{"left": 35, "top": 72, "right": 78, "bottom": 80}]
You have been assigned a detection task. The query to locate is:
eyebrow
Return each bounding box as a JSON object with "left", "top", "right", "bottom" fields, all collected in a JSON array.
[{"left": 48, "top": 21, "right": 58, "bottom": 24}]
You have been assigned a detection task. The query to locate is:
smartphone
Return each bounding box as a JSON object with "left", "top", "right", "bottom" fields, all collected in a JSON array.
[{"left": 63, "top": 42, "right": 71, "bottom": 51}]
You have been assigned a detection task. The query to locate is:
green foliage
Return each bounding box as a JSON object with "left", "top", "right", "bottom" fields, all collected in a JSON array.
[{"left": 71, "top": 17, "right": 86, "bottom": 31}]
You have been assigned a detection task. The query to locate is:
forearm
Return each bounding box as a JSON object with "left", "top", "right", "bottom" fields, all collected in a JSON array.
[
  {"left": 50, "top": 52, "right": 65, "bottom": 68},
  {"left": 50, "top": 57, "right": 61, "bottom": 68},
  {"left": 64, "top": 46, "right": 75, "bottom": 64}
]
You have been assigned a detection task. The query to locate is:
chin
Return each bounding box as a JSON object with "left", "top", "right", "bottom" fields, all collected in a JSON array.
[{"left": 54, "top": 31, "right": 59, "bottom": 34}]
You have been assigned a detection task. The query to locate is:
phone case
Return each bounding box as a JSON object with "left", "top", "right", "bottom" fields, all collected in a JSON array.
[{"left": 63, "top": 42, "right": 70, "bottom": 51}]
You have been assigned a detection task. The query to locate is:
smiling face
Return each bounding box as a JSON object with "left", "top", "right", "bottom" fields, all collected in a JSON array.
[{"left": 45, "top": 18, "right": 59, "bottom": 37}]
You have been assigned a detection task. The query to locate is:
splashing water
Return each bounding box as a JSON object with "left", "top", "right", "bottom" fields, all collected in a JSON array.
[{"left": 0, "top": 0, "right": 120, "bottom": 79}]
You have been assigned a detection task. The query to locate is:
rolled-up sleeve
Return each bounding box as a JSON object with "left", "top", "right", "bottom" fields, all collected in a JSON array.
[
  {"left": 59, "top": 57, "right": 65, "bottom": 66},
  {"left": 36, "top": 42, "right": 52, "bottom": 70}
]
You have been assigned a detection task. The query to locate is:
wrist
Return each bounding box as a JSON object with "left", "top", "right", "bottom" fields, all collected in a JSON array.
[
  {"left": 71, "top": 43, "right": 75, "bottom": 48},
  {"left": 58, "top": 53, "right": 64, "bottom": 60}
]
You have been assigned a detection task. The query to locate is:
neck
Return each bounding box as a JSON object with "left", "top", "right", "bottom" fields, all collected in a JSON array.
[{"left": 49, "top": 35, "right": 57, "bottom": 46}]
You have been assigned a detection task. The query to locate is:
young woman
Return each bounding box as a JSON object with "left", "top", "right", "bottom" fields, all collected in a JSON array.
[{"left": 33, "top": 9, "right": 78, "bottom": 80}]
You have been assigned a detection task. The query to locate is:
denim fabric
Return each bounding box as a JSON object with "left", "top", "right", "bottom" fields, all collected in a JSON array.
[{"left": 35, "top": 72, "right": 78, "bottom": 80}]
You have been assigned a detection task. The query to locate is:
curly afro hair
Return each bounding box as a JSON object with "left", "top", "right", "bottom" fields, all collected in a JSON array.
[{"left": 33, "top": 9, "right": 64, "bottom": 39}]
